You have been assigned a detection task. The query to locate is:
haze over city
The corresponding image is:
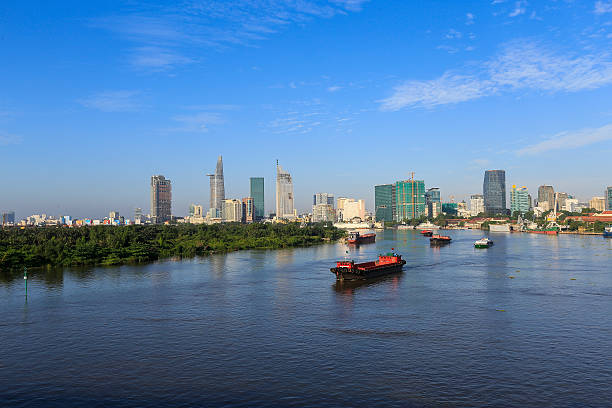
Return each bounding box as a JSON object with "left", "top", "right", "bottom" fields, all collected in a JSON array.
[{"left": 2, "top": 1, "right": 612, "bottom": 218}]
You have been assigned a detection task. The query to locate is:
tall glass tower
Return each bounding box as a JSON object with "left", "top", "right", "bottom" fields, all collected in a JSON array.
[
  {"left": 207, "top": 156, "right": 225, "bottom": 218},
  {"left": 250, "top": 177, "right": 264, "bottom": 220},
  {"left": 375, "top": 184, "right": 395, "bottom": 223},
  {"left": 483, "top": 170, "right": 507, "bottom": 215},
  {"left": 275, "top": 162, "right": 294, "bottom": 219}
]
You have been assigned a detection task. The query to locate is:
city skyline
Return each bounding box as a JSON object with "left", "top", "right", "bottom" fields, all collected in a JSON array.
[{"left": 2, "top": 2, "right": 612, "bottom": 217}]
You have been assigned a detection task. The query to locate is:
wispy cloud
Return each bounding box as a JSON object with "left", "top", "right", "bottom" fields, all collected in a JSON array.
[
  {"left": 517, "top": 123, "right": 612, "bottom": 155},
  {"left": 595, "top": 1, "right": 612, "bottom": 14},
  {"left": 509, "top": 1, "right": 527, "bottom": 17},
  {"left": 0, "top": 131, "right": 22, "bottom": 146},
  {"left": 380, "top": 40, "right": 612, "bottom": 110},
  {"left": 79, "top": 90, "right": 142, "bottom": 112},
  {"left": 327, "top": 85, "right": 342, "bottom": 92},
  {"left": 471, "top": 158, "right": 490, "bottom": 167},
  {"left": 445, "top": 29, "right": 462, "bottom": 39},
  {"left": 466, "top": 13, "right": 475, "bottom": 25},
  {"left": 92, "top": 0, "right": 368, "bottom": 70},
  {"left": 171, "top": 112, "right": 225, "bottom": 132}
]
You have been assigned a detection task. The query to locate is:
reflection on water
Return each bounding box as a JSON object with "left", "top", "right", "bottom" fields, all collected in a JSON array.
[{"left": 1, "top": 230, "right": 612, "bottom": 408}]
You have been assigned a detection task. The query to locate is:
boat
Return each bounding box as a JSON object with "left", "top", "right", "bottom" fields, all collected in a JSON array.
[
  {"left": 416, "top": 222, "right": 437, "bottom": 230},
  {"left": 331, "top": 252, "right": 406, "bottom": 281},
  {"left": 430, "top": 234, "right": 452, "bottom": 246},
  {"left": 604, "top": 226, "right": 612, "bottom": 238},
  {"left": 527, "top": 228, "right": 559, "bottom": 235},
  {"left": 474, "top": 237, "right": 493, "bottom": 248},
  {"left": 420, "top": 230, "right": 433, "bottom": 237},
  {"left": 347, "top": 231, "right": 376, "bottom": 245}
]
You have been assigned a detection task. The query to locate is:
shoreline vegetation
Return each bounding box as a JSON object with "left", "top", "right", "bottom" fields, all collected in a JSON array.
[{"left": 0, "top": 223, "right": 345, "bottom": 271}]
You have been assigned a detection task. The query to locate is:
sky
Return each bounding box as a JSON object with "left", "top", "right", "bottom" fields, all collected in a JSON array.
[{"left": 1, "top": 0, "right": 612, "bottom": 219}]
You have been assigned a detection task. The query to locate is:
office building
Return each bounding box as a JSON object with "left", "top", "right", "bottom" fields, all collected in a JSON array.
[
  {"left": 242, "top": 197, "right": 254, "bottom": 223},
  {"left": 483, "top": 170, "right": 507, "bottom": 215},
  {"left": 442, "top": 203, "right": 458, "bottom": 216},
  {"left": 275, "top": 162, "right": 295, "bottom": 219},
  {"left": 589, "top": 197, "right": 605, "bottom": 212},
  {"left": 313, "top": 193, "right": 334, "bottom": 206},
  {"left": 426, "top": 188, "right": 441, "bottom": 218},
  {"left": 555, "top": 192, "right": 569, "bottom": 212},
  {"left": 312, "top": 193, "right": 335, "bottom": 222},
  {"left": 337, "top": 198, "right": 366, "bottom": 221},
  {"left": 223, "top": 199, "right": 243, "bottom": 222},
  {"left": 607, "top": 186, "right": 612, "bottom": 211},
  {"left": 250, "top": 177, "right": 264, "bottom": 221},
  {"left": 510, "top": 185, "right": 530, "bottom": 215},
  {"left": 395, "top": 179, "right": 426, "bottom": 221},
  {"left": 1, "top": 211, "right": 15, "bottom": 225},
  {"left": 207, "top": 156, "right": 225, "bottom": 218},
  {"left": 537, "top": 185, "right": 555, "bottom": 211},
  {"left": 375, "top": 184, "right": 395, "bottom": 223},
  {"left": 470, "top": 194, "right": 485, "bottom": 216},
  {"left": 151, "top": 175, "right": 172, "bottom": 224}
]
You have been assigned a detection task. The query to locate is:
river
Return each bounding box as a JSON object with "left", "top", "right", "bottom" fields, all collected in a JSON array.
[{"left": 1, "top": 230, "right": 611, "bottom": 407}]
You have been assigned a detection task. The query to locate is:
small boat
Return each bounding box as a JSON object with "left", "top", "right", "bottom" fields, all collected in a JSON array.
[
  {"left": 604, "top": 226, "right": 612, "bottom": 238},
  {"left": 474, "top": 238, "right": 493, "bottom": 248},
  {"left": 331, "top": 252, "right": 406, "bottom": 281},
  {"left": 420, "top": 230, "right": 433, "bottom": 237},
  {"left": 527, "top": 227, "right": 559, "bottom": 235},
  {"left": 430, "top": 234, "right": 452, "bottom": 246},
  {"left": 347, "top": 231, "right": 376, "bottom": 245}
]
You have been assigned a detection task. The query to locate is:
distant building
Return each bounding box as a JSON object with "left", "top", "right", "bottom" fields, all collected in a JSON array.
[
  {"left": 442, "top": 202, "right": 458, "bottom": 216},
  {"left": 223, "top": 199, "right": 243, "bottom": 222},
  {"left": 1, "top": 211, "right": 15, "bottom": 226},
  {"left": 275, "top": 162, "right": 295, "bottom": 219},
  {"left": 483, "top": 170, "right": 507, "bottom": 215},
  {"left": 337, "top": 198, "right": 366, "bottom": 222},
  {"left": 510, "top": 185, "right": 530, "bottom": 215},
  {"left": 395, "top": 179, "right": 426, "bottom": 221},
  {"left": 109, "top": 211, "right": 120, "bottom": 221},
  {"left": 589, "top": 197, "right": 605, "bottom": 212},
  {"left": 242, "top": 197, "right": 254, "bottom": 223},
  {"left": 555, "top": 192, "right": 569, "bottom": 212},
  {"left": 537, "top": 185, "right": 555, "bottom": 211},
  {"left": 375, "top": 184, "right": 395, "bottom": 223},
  {"left": 134, "top": 208, "right": 145, "bottom": 224},
  {"left": 425, "top": 188, "right": 441, "bottom": 218},
  {"left": 607, "top": 186, "right": 612, "bottom": 211},
  {"left": 312, "top": 193, "right": 335, "bottom": 222},
  {"left": 151, "top": 175, "right": 172, "bottom": 224},
  {"left": 207, "top": 156, "right": 225, "bottom": 218},
  {"left": 250, "top": 177, "right": 265, "bottom": 221},
  {"left": 470, "top": 194, "right": 484, "bottom": 216},
  {"left": 457, "top": 201, "right": 471, "bottom": 218}
]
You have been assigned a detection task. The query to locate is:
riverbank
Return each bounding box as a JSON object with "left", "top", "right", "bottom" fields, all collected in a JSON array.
[{"left": 0, "top": 223, "right": 345, "bottom": 271}]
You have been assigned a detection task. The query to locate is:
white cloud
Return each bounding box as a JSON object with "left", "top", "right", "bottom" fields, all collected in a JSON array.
[
  {"left": 171, "top": 112, "right": 225, "bottom": 132},
  {"left": 79, "top": 90, "right": 141, "bottom": 112},
  {"left": 0, "top": 131, "right": 22, "bottom": 146},
  {"left": 517, "top": 123, "right": 612, "bottom": 155},
  {"left": 380, "top": 40, "right": 612, "bottom": 110},
  {"left": 130, "top": 46, "right": 195, "bottom": 70},
  {"left": 327, "top": 85, "right": 342, "bottom": 92},
  {"left": 471, "top": 158, "right": 490, "bottom": 167},
  {"left": 446, "top": 29, "right": 462, "bottom": 39},
  {"left": 595, "top": 1, "right": 612, "bottom": 14},
  {"left": 466, "top": 13, "right": 475, "bottom": 25},
  {"left": 509, "top": 1, "right": 527, "bottom": 17}
]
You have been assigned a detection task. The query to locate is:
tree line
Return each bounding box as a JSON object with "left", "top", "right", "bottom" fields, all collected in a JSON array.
[{"left": 0, "top": 223, "right": 345, "bottom": 270}]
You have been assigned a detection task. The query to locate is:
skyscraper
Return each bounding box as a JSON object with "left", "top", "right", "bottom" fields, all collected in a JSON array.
[
  {"left": 425, "top": 188, "right": 441, "bottom": 218},
  {"left": 222, "top": 199, "right": 242, "bottom": 222},
  {"left": 312, "top": 193, "right": 335, "bottom": 222},
  {"left": 555, "top": 192, "right": 568, "bottom": 212},
  {"left": 375, "top": 184, "right": 395, "bottom": 223},
  {"left": 537, "top": 185, "right": 555, "bottom": 211},
  {"left": 250, "top": 177, "right": 264, "bottom": 221},
  {"left": 510, "top": 185, "right": 530, "bottom": 215},
  {"left": 275, "top": 162, "right": 295, "bottom": 219},
  {"left": 395, "top": 179, "right": 426, "bottom": 221},
  {"left": 207, "top": 156, "right": 225, "bottom": 218},
  {"left": 150, "top": 175, "right": 172, "bottom": 224},
  {"left": 483, "top": 170, "right": 507, "bottom": 215},
  {"left": 606, "top": 186, "right": 612, "bottom": 211},
  {"left": 242, "top": 197, "right": 254, "bottom": 223},
  {"left": 470, "top": 194, "right": 484, "bottom": 216}
]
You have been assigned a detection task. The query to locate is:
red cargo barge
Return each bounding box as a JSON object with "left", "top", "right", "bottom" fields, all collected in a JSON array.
[
  {"left": 430, "top": 234, "right": 452, "bottom": 245},
  {"left": 347, "top": 231, "right": 376, "bottom": 245},
  {"left": 331, "top": 252, "right": 406, "bottom": 281}
]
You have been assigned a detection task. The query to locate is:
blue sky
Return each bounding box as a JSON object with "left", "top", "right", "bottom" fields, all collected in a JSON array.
[{"left": 2, "top": 0, "right": 612, "bottom": 218}]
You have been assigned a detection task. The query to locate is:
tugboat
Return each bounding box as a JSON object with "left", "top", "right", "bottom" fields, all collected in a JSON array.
[
  {"left": 430, "top": 234, "right": 452, "bottom": 246},
  {"left": 604, "top": 226, "right": 612, "bottom": 238},
  {"left": 347, "top": 231, "right": 376, "bottom": 245},
  {"left": 420, "top": 230, "right": 433, "bottom": 237},
  {"left": 331, "top": 251, "right": 406, "bottom": 281},
  {"left": 474, "top": 237, "right": 493, "bottom": 248}
]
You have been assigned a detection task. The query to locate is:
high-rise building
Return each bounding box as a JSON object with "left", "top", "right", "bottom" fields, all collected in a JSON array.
[
  {"left": 555, "top": 192, "right": 568, "bottom": 212},
  {"left": 483, "top": 170, "right": 507, "bottom": 215},
  {"left": 312, "top": 193, "right": 335, "bottom": 222},
  {"left": 242, "top": 197, "right": 254, "bottom": 223},
  {"left": 375, "top": 184, "right": 395, "bottom": 223},
  {"left": 537, "top": 185, "right": 555, "bottom": 211},
  {"left": 150, "top": 175, "right": 172, "bottom": 224},
  {"left": 1, "top": 211, "right": 15, "bottom": 225},
  {"left": 606, "top": 186, "right": 612, "bottom": 211},
  {"left": 425, "top": 188, "right": 441, "bottom": 218},
  {"left": 510, "top": 185, "right": 530, "bottom": 215},
  {"left": 134, "top": 208, "right": 144, "bottom": 224},
  {"left": 589, "top": 197, "right": 605, "bottom": 212},
  {"left": 275, "top": 162, "right": 295, "bottom": 219},
  {"left": 395, "top": 179, "right": 426, "bottom": 221},
  {"left": 207, "top": 156, "right": 225, "bottom": 218},
  {"left": 337, "top": 198, "right": 366, "bottom": 221},
  {"left": 223, "top": 199, "right": 243, "bottom": 222},
  {"left": 470, "top": 194, "right": 485, "bottom": 216},
  {"left": 109, "top": 211, "right": 120, "bottom": 220},
  {"left": 249, "top": 177, "right": 264, "bottom": 221}
]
